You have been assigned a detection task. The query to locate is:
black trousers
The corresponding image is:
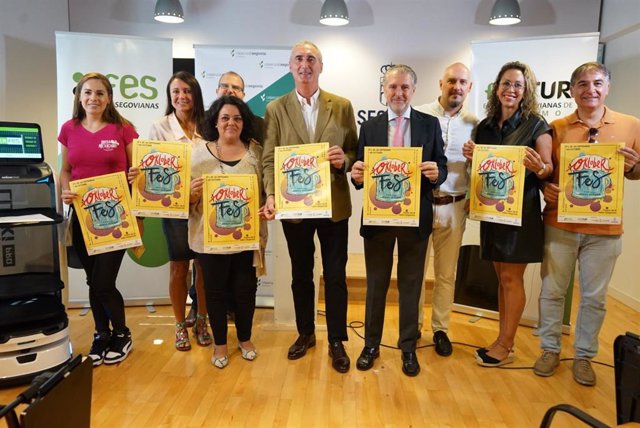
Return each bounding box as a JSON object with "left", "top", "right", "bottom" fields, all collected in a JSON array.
[
  {"left": 71, "top": 212, "right": 127, "bottom": 333},
  {"left": 197, "top": 251, "right": 257, "bottom": 345},
  {"left": 363, "top": 227, "right": 428, "bottom": 352},
  {"left": 281, "top": 218, "right": 349, "bottom": 342}
]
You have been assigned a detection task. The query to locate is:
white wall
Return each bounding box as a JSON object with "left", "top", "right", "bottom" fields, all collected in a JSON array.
[
  {"left": 0, "top": 0, "right": 69, "bottom": 167},
  {"left": 601, "top": 0, "right": 640, "bottom": 310}
]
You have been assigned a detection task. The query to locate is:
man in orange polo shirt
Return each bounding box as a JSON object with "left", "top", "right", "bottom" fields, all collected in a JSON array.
[{"left": 534, "top": 62, "right": 640, "bottom": 386}]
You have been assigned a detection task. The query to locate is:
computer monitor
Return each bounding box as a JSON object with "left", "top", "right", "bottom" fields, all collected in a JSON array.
[{"left": 0, "top": 122, "right": 45, "bottom": 164}]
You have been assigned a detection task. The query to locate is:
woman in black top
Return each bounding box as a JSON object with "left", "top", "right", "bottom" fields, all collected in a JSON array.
[{"left": 463, "top": 61, "right": 553, "bottom": 366}]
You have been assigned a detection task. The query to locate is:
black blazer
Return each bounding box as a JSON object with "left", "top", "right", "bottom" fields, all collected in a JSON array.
[{"left": 353, "top": 108, "right": 447, "bottom": 239}]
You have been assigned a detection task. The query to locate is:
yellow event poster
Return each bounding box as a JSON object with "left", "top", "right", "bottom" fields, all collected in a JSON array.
[
  {"left": 363, "top": 147, "right": 422, "bottom": 226},
  {"left": 70, "top": 172, "right": 142, "bottom": 255},
  {"left": 558, "top": 142, "right": 625, "bottom": 224},
  {"left": 274, "top": 143, "right": 331, "bottom": 219},
  {"left": 203, "top": 174, "right": 259, "bottom": 252},
  {"left": 469, "top": 145, "right": 526, "bottom": 226},
  {"left": 131, "top": 139, "right": 191, "bottom": 218}
]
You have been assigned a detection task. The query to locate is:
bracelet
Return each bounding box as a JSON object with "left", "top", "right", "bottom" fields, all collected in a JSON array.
[{"left": 536, "top": 163, "right": 547, "bottom": 177}]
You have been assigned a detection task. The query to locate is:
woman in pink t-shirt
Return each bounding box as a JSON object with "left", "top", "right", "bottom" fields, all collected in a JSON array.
[{"left": 60, "top": 72, "right": 138, "bottom": 367}]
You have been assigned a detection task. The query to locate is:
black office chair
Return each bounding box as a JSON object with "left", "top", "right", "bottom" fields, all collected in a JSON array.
[{"left": 539, "top": 403, "right": 609, "bottom": 428}]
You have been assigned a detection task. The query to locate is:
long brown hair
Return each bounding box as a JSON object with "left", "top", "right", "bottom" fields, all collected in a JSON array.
[
  {"left": 72, "top": 72, "right": 132, "bottom": 127},
  {"left": 486, "top": 61, "right": 540, "bottom": 122},
  {"left": 164, "top": 71, "right": 206, "bottom": 133}
]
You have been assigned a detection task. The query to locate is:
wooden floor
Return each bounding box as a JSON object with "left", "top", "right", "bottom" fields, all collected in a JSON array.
[{"left": 1, "top": 293, "right": 639, "bottom": 427}]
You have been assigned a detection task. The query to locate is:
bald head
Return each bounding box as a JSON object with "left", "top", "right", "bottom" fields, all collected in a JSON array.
[{"left": 439, "top": 62, "right": 472, "bottom": 114}]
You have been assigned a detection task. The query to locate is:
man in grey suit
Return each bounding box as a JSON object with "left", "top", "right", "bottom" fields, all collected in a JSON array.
[
  {"left": 351, "top": 64, "right": 447, "bottom": 376},
  {"left": 262, "top": 40, "right": 358, "bottom": 373}
]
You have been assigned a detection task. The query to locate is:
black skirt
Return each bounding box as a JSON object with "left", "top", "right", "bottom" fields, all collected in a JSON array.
[{"left": 480, "top": 175, "right": 544, "bottom": 263}]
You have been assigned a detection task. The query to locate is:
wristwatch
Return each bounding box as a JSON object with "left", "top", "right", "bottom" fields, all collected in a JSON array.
[{"left": 536, "top": 164, "right": 547, "bottom": 176}]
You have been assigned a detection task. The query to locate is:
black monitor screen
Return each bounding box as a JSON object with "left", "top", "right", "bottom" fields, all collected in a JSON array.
[{"left": 0, "top": 121, "right": 44, "bottom": 164}]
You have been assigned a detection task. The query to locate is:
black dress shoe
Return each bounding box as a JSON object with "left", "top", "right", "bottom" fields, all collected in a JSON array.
[
  {"left": 433, "top": 331, "right": 453, "bottom": 357},
  {"left": 328, "top": 341, "right": 350, "bottom": 373},
  {"left": 356, "top": 346, "right": 380, "bottom": 371},
  {"left": 401, "top": 351, "right": 420, "bottom": 377},
  {"left": 287, "top": 334, "right": 316, "bottom": 360}
]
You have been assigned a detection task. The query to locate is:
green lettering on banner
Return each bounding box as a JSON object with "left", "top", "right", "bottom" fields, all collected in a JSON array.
[
  {"left": 71, "top": 72, "right": 159, "bottom": 101},
  {"left": 246, "top": 73, "right": 295, "bottom": 118}
]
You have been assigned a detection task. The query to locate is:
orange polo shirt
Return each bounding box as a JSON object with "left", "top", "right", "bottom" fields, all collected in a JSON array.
[{"left": 543, "top": 108, "right": 640, "bottom": 235}]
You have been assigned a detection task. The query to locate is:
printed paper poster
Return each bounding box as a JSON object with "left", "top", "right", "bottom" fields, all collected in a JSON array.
[
  {"left": 70, "top": 172, "right": 142, "bottom": 255},
  {"left": 274, "top": 143, "right": 332, "bottom": 219},
  {"left": 558, "top": 142, "right": 625, "bottom": 224},
  {"left": 203, "top": 174, "right": 260, "bottom": 252},
  {"left": 363, "top": 147, "right": 422, "bottom": 226},
  {"left": 469, "top": 145, "right": 526, "bottom": 226},
  {"left": 131, "top": 139, "right": 191, "bottom": 218}
]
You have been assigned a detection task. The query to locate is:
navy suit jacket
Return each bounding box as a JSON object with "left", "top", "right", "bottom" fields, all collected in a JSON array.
[{"left": 353, "top": 109, "right": 448, "bottom": 239}]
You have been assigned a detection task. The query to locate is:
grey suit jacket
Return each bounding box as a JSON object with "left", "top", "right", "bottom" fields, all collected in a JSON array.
[{"left": 262, "top": 89, "right": 358, "bottom": 222}]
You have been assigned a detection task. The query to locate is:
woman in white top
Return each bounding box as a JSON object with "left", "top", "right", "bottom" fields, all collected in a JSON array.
[
  {"left": 189, "top": 96, "right": 267, "bottom": 368},
  {"left": 148, "top": 71, "right": 212, "bottom": 351}
]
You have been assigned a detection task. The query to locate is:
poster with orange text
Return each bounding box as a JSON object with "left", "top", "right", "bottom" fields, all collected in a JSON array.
[
  {"left": 131, "top": 139, "right": 191, "bottom": 218},
  {"left": 274, "top": 143, "right": 331, "bottom": 219},
  {"left": 469, "top": 145, "right": 526, "bottom": 226},
  {"left": 203, "top": 174, "right": 259, "bottom": 252},
  {"left": 558, "top": 142, "right": 625, "bottom": 224},
  {"left": 363, "top": 147, "right": 422, "bottom": 226},
  {"left": 70, "top": 172, "right": 142, "bottom": 255}
]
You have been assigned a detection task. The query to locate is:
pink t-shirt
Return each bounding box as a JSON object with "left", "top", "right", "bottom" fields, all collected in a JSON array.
[{"left": 59, "top": 120, "right": 138, "bottom": 180}]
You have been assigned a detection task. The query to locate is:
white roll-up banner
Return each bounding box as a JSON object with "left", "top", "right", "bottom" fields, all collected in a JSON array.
[
  {"left": 56, "top": 31, "right": 173, "bottom": 306},
  {"left": 455, "top": 33, "right": 599, "bottom": 329}
]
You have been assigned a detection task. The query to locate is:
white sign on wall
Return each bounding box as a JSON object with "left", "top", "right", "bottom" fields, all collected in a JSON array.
[
  {"left": 194, "top": 45, "right": 293, "bottom": 117},
  {"left": 469, "top": 33, "right": 600, "bottom": 121}
]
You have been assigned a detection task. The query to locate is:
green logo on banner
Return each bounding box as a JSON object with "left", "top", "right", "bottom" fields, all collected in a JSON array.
[
  {"left": 127, "top": 217, "right": 169, "bottom": 267},
  {"left": 246, "top": 73, "right": 295, "bottom": 118}
]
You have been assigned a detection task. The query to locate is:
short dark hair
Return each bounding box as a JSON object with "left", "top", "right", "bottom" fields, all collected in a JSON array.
[
  {"left": 164, "top": 71, "right": 206, "bottom": 131},
  {"left": 570, "top": 62, "right": 611, "bottom": 87},
  {"left": 202, "top": 96, "right": 254, "bottom": 144}
]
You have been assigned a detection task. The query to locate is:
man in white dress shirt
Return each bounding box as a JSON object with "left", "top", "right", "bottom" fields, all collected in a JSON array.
[{"left": 415, "top": 63, "right": 478, "bottom": 356}]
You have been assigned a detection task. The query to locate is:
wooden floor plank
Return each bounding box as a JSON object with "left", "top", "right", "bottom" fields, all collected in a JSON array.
[{"left": 0, "top": 290, "right": 637, "bottom": 427}]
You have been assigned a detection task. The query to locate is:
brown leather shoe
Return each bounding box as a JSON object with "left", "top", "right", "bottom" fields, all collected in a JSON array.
[
  {"left": 287, "top": 334, "right": 316, "bottom": 360},
  {"left": 328, "top": 341, "right": 350, "bottom": 373}
]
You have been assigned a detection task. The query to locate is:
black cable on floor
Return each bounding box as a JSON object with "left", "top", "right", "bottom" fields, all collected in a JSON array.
[{"left": 345, "top": 319, "right": 615, "bottom": 370}]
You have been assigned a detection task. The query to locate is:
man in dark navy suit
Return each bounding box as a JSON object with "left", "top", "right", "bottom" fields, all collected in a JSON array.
[{"left": 351, "top": 64, "right": 447, "bottom": 376}]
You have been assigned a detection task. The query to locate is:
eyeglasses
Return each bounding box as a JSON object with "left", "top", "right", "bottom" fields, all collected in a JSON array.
[
  {"left": 588, "top": 127, "right": 599, "bottom": 143},
  {"left": 218, "top": 83, "right": 244, "bottom": 92},
  {"left": 499, "top": 80, "right": 525, "bottom": 91}
]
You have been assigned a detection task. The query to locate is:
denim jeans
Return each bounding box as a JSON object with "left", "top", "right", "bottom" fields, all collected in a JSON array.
[{"left": 539, "top": 225, "right": 621, "bottom": 358}]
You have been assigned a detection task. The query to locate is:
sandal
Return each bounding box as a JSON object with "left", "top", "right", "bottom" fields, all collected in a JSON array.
[
  {"left": 238, "top": 343, "right": 258, "bottom": 361},
  {"left": 211, "top": 353, "right": 229, "bottom": 369},
  {"left": 175, "top": 322, "right": 191, "bottom": 351},
  {"left": 475, "top": 342, "right": 514, "bottom": 367},
  {"left": 193, "top": 314, "right": 213, "bottom": 347}
]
